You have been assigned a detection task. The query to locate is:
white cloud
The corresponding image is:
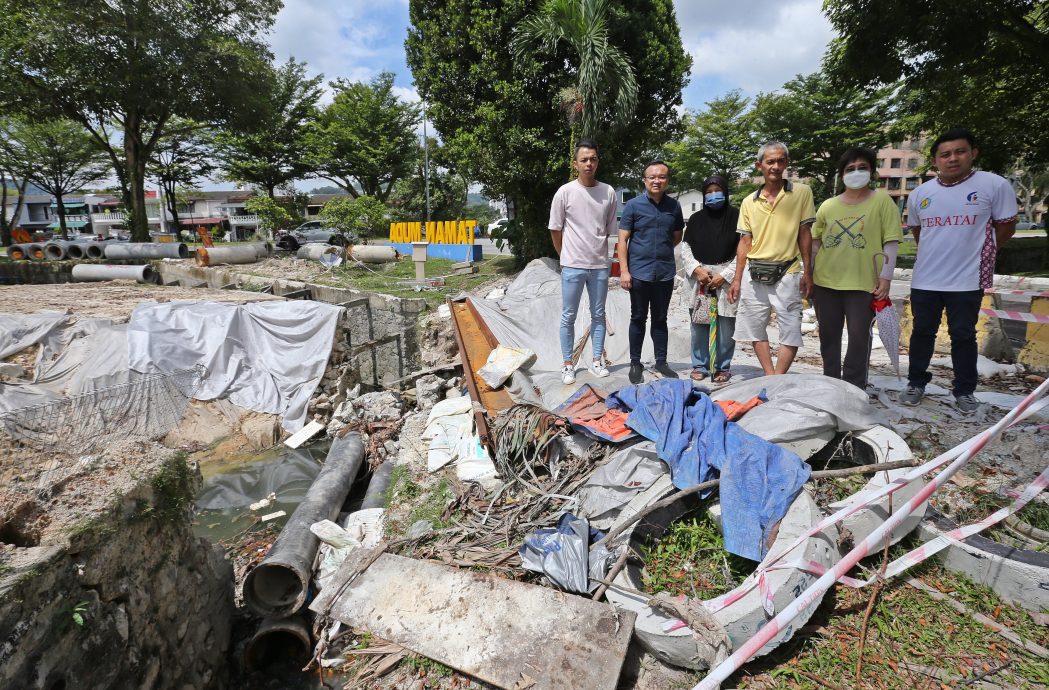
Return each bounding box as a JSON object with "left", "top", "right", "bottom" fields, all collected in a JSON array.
[
  {"left": 268, "top": 0, "right": 411, "bottom": 100},
  {"left": 674, "top": 0, "right": 835, "bottom": 95}
]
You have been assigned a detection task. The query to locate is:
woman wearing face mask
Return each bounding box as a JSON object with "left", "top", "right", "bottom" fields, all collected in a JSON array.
[
  {"left": 809, "top": 146, "right": 903, "bottom": 390},
  {"left": 678, "top": 175, "right": 740, "bottom": 383}
]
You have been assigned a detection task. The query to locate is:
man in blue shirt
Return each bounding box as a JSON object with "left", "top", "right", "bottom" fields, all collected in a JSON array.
[{"left": 618, "top": 160, "right": 685, "bottom": 384}]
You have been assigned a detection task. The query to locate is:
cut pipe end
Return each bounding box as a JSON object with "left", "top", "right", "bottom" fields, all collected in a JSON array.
[{"left": 244, "top": 562, "right": 307, "bottom": 618}]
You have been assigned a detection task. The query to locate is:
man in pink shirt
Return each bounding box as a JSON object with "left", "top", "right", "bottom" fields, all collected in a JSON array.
[{"left": 549, "top": 140, "right": 619, "bottom": 385}]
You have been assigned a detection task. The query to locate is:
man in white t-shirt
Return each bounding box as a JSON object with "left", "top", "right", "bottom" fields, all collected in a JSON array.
[
  {"left": 900, "top": 128, "right": 1018, "bottom": 413},
  {"left": 549, "top": 139, "right": 619, "bottom": 385}
]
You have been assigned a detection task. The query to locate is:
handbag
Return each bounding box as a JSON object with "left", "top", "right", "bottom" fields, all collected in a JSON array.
[
  {"left": 691, "top": 286, "right": 714, "bottom": 325},
  {"left": 748, "top": 258, "right": 794, "bottom": 285}
]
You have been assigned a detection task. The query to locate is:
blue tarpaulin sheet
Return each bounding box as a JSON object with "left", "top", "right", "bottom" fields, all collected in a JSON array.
[{"left": 607, "top": 379, "right": 811, "bottom": 561}]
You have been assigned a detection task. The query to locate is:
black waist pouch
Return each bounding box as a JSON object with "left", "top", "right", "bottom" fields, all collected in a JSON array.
[{"left": 748, "top": 259, "right": 794, "bottom": 285}]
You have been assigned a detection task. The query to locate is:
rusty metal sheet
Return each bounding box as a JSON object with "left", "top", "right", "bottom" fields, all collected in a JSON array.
[
  {"left": 447, "top": 297, "right": 513, "bottom": 448},
  {"left": 311, "top": 551, "right": 635, "bottom": 690}
]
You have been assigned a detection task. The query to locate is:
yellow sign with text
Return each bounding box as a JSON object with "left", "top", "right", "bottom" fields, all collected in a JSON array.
[{"left": 389, "top": 219, "right": 478, "bottom": 244}]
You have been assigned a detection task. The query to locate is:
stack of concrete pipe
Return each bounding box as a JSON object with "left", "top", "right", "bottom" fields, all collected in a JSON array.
[
  {"left": 348, "top": 244, "right": 398, "bottom": 263},
  {"left": 196, "top": 242, "right": 272, "bottom": 267},
  {"left": 70, "top": 263, "right": 156, "bottom": 283}
]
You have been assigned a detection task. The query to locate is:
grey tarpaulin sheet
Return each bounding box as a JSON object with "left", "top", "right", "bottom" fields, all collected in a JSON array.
[
  {"left": 469, "top": 258, "right": 693, "bottom": 374},
  {"left": 0, "top": 316, "right": 132, "bottom": 414},
  {"left": 195, "top": 445, "right": 325, "bottom": 510},
  {"left": 127, "top": 300, "right": 342, "bottom": 432},
  {"left": 0, "top": 311, "right": 71, "bottom": 360},
  {"left": 709, "top": 374, "right": 886, "bottom": 443},
  {"left": 577, "top": 441, "right": 667, "bottom": 529}
]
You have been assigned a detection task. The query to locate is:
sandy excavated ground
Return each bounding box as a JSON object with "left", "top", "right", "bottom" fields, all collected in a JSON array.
[{"left": 0, "top": 279, "right": 282, "bottom": 320}]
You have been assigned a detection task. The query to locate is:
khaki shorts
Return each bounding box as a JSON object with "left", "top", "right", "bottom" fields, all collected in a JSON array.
[{"left": 734, "top": 270, "right": 804, "bottom": 347}]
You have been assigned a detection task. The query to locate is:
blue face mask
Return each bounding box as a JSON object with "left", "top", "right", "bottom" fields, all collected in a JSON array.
[{"left": 704, "top": 192, "right": 726, "bottom": 209}]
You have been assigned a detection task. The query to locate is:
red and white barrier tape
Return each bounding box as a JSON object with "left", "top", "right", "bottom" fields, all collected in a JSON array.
[
  {"left": 980, "top": 307, "right": 1049, "bottom": 324},
  {"left": 693, "top": 378, "right": 1049, "bottom": 689},
  {"left": 699, "top": 395, "right": 1049, "bottom": 617},
  {"left": 985, "top": 288, "right": 1049, "bottom": 298}
]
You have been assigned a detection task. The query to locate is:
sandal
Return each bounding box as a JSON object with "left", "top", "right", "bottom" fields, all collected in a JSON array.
[
  {"left": 690, "top": 369, "right": 708, "bottom": 382},
  {"left": 712, "top": 371, "right": 732, "bottom": 383}
]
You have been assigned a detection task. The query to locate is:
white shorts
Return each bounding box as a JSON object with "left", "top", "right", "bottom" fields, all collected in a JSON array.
[{"left": 734, "top": 270, "right": 804, "bottom": 347}]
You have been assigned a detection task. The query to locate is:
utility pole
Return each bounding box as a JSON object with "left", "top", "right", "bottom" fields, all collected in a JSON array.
[{"left": 422, "top": 100, "right": 432, "bottom": 223}]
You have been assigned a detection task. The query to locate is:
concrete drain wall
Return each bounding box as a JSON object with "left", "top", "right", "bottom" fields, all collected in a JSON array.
[{"left": 0, "top": 454, "right": 234, "bottom": 690}]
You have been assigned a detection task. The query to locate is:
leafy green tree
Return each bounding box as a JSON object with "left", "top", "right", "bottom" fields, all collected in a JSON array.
[
  {"left": 244, "top": 195, "right": 294, "bottom": 238},
  {"left": 666, "top": 90, "right": 758, "bottom": 195},
  {"left": 464, "top": 203, "right": 500, "bottom": 228},
  {"left": 319, "top": 196, "right": 388, "bottom": 242},
  {"left": 824, "top": 0, "right": 1048, "bottom": 171},
  {"left": 215, "top": 58, "right": 323, "bottom": 198},
  {"left": 150, "top": 120, "right": 215, "bottom": 233},
  {"left": 308, "top": 72, "right": 421, "bottom": 201},
  {"left": 407, "top": 0, "right": 690, "bottom": 264},
  {"left": 387, "top": 139, "right": 468, "bottom": 221},
  {"left": 751, "top": 71, "right": 903, "bottom": 202},
  {"left": 0, "top": 118, "right": 110, "bottom": 239},
  {"left": 512, "top": 0, "right": 639, "bottom": 167},
  {"left": 1011, "top": 165, "right": 1049, "bottom": 223},
  {"left": 0, "top": 0, "right": 277, "bottom": 241}
]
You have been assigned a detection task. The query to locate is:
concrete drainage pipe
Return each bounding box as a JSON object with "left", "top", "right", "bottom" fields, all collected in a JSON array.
[
  {"left": 297, "top": 244, "right": 346, "bottom": 261},
  {"left": 196, "top": 246, "right": 261, "bottom": 267},
  {"left": 64, "top": 243, "right": 87, "bottom": 260},
  {"left": 71, "top": 264, "right": 156, "bottom": 283},
  {"left": 348, "top": 245, "right": 398, "bottom": 263},
  {"left": 917, "top": 510, "right": 1049, "bottom": 612},
  {"left": 25, "top": 243, "right": 47, "bottom": 261},
  {"left": 244, "top": 615, "right": 312, "bottom": 671},
  {"left": 7, "top": 244, "right": 31, "bottom": 261},
  {"left": 43, "top": 242, "right": 70, "bottom": 260},
  {"left": 244, "top": 432, "right": 365, "bottom": 618},
  {"left": 832, "top": 426, "right": 927, "bottom": 548},
  {"left": 104, "top": 242, "right": 188, "bottom": 260}
]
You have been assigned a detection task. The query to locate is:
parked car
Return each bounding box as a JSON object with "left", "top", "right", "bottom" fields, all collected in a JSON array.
[
  {"left": 275, "top": 221, "right": 356, "bottom": 251},
  {"left": 486, "top": 217, "right": 509, "bottom": 236},
  {"left": 1015, "top": 221, "right": 1045, "bottom": 231}
]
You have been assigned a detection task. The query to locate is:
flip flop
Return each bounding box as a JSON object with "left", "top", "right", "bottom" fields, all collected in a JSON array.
[
  {"left": 712, "top": 371, "right": 732, "bottom": 383},
  {"left": 690, "top": 369, "right": 708, "bottom": 382}
]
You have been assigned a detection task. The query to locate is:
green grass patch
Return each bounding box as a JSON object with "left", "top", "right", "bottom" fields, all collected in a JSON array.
[
  {"left": 408, "top": 478, "right": 455, "bottom": 528},
  {"left": 737, "top": 554, "right": 1049, "bottom": 689},
  {"left": 272, "top": 254, "right": 516, "bottom": 306},
  {"left": 386, "top": 464, "right": 421, "bottom": 507},
  {"left": 402, "top": 653, "right": 454, "bottom": 678},
  {"left": 641, "top": 507, "right": 755, "bottom": 599}
]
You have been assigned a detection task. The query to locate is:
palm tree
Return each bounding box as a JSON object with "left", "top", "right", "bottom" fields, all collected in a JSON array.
[{"left": 513, "top": 0, "right": 639, "bottom": 171}]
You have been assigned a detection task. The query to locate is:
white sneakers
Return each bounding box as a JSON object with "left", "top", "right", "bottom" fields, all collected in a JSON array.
[
  {"left": 589, "top": 359, "right": 610, "bottom": 378},
  {"left": 562, "top": 359, "right": 609, "bottom": 384}
]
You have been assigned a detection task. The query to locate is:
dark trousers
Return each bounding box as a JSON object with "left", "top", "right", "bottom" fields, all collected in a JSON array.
[
  {"left": 812, "top": 285, "right": 875, "bottom": 390},
  {"left": 907, "top": 288, "right": 983, "bottom": 396},
  {"left": 629, "top": 278, "right": 674, "bottom": 363}
]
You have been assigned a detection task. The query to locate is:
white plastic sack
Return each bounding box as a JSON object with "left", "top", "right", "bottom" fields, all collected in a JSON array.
[
  {"left": 455, "top": 434, "right": 499, "bottom": 486},
  {"left": 477, "top": 346, "right": 535, "bottom": 389},
  {"left": 423, "top": 396, "right": 474, "bottom": 472}
]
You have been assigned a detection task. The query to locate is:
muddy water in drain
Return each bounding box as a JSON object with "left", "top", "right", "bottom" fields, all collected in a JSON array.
[{"left": 192, "top": 441, "right": 331, "bottom": 541}]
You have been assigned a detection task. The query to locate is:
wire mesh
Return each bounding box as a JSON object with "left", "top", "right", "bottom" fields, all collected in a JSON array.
[{"left": 0, "top": 366, "right": 206, "bottom": 498}]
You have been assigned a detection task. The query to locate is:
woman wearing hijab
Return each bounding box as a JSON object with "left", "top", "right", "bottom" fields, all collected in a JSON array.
[
  {"left": 678, "top": 175, "right": 740, "bottom": 383},
  {"left": 810, "top": 146, "right": 902, "bottom": 390}
]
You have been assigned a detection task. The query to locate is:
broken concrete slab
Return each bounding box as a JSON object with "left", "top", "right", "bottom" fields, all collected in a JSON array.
[{"left": 311, "top": 550, "right": 636, "bottom": 690}]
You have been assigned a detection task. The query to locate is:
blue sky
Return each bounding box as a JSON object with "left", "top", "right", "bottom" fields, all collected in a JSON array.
[{"left": 269, "top": 0, "right": 836, "bottom": 112}]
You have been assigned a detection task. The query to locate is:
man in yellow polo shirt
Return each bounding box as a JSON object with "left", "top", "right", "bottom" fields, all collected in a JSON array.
[{"left": 727, "top": 141, "right": 816, "bottom": 375}]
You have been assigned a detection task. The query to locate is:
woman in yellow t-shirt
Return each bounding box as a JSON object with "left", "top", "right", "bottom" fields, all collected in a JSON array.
[{"left": 811, "top": 146, "right": 903, "bottom": 390}]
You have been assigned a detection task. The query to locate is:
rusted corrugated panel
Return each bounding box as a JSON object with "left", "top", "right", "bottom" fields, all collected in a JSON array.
[{"left": 447, "top": 297, "right": 513, "bottom": 449}]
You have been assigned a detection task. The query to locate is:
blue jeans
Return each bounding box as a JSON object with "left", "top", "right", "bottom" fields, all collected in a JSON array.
[
  {"left": 690, "top": 315, "right": 736, "bottom": 373},
  {"left": 560, "top": 266, "right": 609, "bottom": 362}
]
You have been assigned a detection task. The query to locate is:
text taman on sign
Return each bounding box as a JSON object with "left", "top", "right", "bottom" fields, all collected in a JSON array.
[{"left": 389, "top": 220, "right": 478, "bottom": 245}]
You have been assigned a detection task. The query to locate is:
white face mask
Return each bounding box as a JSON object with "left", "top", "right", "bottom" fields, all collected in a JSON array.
[{"left": 843, "top": 169, "right": 871, "bottom": 189}]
